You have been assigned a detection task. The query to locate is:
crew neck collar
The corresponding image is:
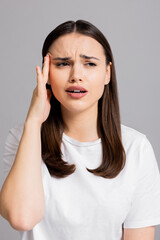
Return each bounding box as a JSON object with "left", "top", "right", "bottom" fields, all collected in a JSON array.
[{"left": 62, "top": 132, "right": 101, "bottom": 147}]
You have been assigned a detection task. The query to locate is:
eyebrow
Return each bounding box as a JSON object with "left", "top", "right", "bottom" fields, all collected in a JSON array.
[{"left": 50, "top": 54, "right": 100, "bottom": 61}]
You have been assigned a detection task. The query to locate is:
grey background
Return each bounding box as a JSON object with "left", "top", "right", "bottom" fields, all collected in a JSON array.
[{"left": 0, "top": 0, "right": 160, "bottom": 239}]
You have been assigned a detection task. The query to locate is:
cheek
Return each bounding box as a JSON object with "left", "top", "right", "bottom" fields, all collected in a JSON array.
[
  {"left": 49, "top": 69, "right": 63, "bottom": 89},
  {"left": 91, "top": 72, "right": 106, "bottom": 95},
  {"left": 49, "top": 66, "right": 70, "bottom": 82},
  {"left": 92, "top": 84, "right": 105, "bottom": 101}
]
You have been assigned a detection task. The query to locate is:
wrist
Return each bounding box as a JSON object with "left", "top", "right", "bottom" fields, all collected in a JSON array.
[{"left": 24, "top": 118, "right": 42, "bottom": 130}]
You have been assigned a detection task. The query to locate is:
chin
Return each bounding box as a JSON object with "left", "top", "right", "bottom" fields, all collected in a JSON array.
[{"left": 61, "top": 102, "right": 90, "bottom": 114}]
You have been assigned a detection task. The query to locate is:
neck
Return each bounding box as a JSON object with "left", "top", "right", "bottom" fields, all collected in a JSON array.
[{"left": 61, "top": 104, "right": 99, "bottom": 142}]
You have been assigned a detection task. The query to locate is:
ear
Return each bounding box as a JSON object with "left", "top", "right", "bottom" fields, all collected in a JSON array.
[{"left": 104, "top": 62, "right": 112, "bottom": 85}]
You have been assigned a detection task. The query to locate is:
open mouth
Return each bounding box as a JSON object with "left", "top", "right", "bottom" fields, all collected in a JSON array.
[{"left": 66, "top": 90, "right": 86, "bottom": 93}]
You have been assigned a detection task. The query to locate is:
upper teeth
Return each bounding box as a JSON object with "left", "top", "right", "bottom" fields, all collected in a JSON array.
[{"left": 73, "top": 90, "right": 81, "bottom": 92}]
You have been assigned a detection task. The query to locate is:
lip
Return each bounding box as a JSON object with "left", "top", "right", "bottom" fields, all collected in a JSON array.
[
  {"left": 65, "top": 86, "right": 88, "bottom": 92},
  {"left": 66, "top": 91, "right": 88, "bottom": 99}
]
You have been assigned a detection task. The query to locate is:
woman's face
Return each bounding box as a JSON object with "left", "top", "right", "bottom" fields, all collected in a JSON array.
[{"left": 48, "top": 33, "right": 111, "bottom": 115}]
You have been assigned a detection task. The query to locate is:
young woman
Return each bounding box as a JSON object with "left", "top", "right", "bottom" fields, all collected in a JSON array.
[{"left": 0, "top": 19, "right": 160, "bottom": 240}]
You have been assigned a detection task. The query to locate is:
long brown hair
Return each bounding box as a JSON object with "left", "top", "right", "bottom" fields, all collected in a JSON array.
[{"left": 41, "top": 19, "right": 126, "bottom": 178}]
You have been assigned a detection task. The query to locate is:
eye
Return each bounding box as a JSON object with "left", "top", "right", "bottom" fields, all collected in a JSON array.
[
  {"left": 55, "top": 62, "right": 97, "bottom": 67},
  {"left": 85, "top": 62, "right": 97, "bottom": 66},
  {"left": 56, "top": 62, "right": 70, "bottom": 67}
]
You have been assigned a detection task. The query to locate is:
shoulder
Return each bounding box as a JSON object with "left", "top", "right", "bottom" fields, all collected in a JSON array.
[
  {"left": 3, "top": 123, "right": 25, "bottom": 152},
  {"left": 2, "top": 123, "right": 25, "bottom": 180},
  {"left": 120, "top": 124, "right": 158, "bottom": 173},
  {"left": 6, "top": 122, "right": 24, "bottom": 143},
  {"left": 9, "top": 122, "right": 24, "bottom": 137},
  {"left": 121, "top": 123, "right": 146, "bottom": 141},
  {"left": 120, "top": 124, "right": 150, "bottom": 167},
  {"left": 121, "top": 123, "right": 147, "bottom": 151}
]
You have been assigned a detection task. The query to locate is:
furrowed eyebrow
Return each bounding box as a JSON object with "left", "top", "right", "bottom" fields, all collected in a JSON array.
[
  {"left": 80, "top": 54, "right": 100, "bottom": 60},
  {"left": 49, "top": 53, "right": 100, "bottom": 61}
]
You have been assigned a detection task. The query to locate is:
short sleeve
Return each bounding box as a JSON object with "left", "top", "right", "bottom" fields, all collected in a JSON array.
[{"left": 123, "top": 135, "right": 160, "bottom": 228}]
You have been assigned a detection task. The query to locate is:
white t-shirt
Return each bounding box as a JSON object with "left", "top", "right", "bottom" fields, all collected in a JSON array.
[{"left": 2, "top": 123, "right": 160, "bottom": 240}]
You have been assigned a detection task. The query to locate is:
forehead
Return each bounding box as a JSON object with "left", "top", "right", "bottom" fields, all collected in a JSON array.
[{"left": 49, "top": 33, "right": 105, "bottom": 58}]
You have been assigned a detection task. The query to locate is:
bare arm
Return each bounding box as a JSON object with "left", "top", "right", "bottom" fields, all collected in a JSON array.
[
  {"left": 0, "top": 54, "right": 52, "bottom": 231},
  {"left": 0, "top": 121, "right": 44, "bottom": 231},
  {"left": 123, "top": 226, "right": 155, "bottom": 240}
]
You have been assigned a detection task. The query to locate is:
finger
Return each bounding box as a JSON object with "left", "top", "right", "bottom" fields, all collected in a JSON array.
[
  {"left": 36, "top": 65, "right": 42, "bottom": 76},
  {"left": 36, "top": 66, "right": 44, "bottom": 95},
  {"left": 42, "top": 55, "right": 50, "bottom": 82},
  {"left": 36, "top": 65, "right": 43, "bottom": 81}
]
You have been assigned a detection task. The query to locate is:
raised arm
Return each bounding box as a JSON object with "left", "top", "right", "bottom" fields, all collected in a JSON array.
[{"left": 0, "top": 54, "right": 52, "bottom": 231}]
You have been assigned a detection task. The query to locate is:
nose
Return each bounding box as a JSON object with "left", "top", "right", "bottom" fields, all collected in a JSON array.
[{"left": 68, "top": 62, "right": 83, "bottom": 83}]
